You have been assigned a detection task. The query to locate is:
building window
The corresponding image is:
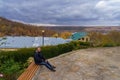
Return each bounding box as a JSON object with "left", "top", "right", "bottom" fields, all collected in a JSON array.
[
  {"left": 82, "top": 38, "right": 84, "bottom": 40},
  {"left": 86, "top": 38, "right": 88, "bottom": 42}
]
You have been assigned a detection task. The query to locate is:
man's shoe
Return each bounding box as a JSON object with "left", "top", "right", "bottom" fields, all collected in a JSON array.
[
  {"left": 51, "top": 69, "right": 56, "bottom": 72},
  {"left": 52, "top": 66, "right": 56, "bottom": 68}
]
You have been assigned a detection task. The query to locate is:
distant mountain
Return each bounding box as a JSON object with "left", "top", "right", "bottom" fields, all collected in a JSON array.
[
  {"left": 44, "top": 26, "right": 86, "bottom": 32},
  {"left": 45, "top": 26, "right": 120, "bottom": 33},
  {"left": 0, "top": 17, "right": 56, "bottom": 37},
  {"left": 0, "top": 17, "right": 119, "bottom": 37}
]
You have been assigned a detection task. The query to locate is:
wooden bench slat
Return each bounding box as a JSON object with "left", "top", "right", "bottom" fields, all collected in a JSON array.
[
  {"left": 26, "top": 65, "right": 38, "bottom": 80},
  {"left": 17, "top": 62, "right": 39, "bottom": 80}
]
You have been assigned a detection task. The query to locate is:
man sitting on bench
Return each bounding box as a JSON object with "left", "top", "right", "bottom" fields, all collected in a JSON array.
[{"left": 34, "top": 47, "right": 56, "bottom": 72}]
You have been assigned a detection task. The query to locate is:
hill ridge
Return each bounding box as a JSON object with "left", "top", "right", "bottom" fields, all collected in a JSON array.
[{"left": 0, "top": 17, "right": 55, "bottom": 36}]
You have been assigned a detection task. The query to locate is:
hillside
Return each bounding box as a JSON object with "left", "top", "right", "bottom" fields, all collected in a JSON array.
[
  {"left": 0, "top": 17, "right": 119, "bottom": 37},
  {"left": 45, "top": 26, "right": 120, "bottom": 33},
  {"left": 0, "top": 17, "right": 56, "bottom": 37},
  {"left": 45, "top": 26, "right": 86, "bottom": 32},
  {"left": 33, "top": 47, "right": 120, "bottom": 80}
]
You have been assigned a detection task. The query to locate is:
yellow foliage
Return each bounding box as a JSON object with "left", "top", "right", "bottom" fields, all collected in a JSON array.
[
  {"left": 52, "top": 33, "right": 59, "bottom": 38},
  {"left": 60, "top": 32, "right": 72, "bottom": 39},
  {"left": 89, "top": 31, "right": 120, "bottom": 46}
]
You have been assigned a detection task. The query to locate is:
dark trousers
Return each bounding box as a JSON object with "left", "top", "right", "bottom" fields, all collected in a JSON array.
[{"left": 40, "top": 61, "right": 54, "bottom": 70}]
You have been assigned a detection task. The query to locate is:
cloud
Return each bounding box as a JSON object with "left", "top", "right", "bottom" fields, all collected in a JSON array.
[
  {"left": 95, "top": 0, "right": 120, "bottom": 20},
  {"left": 0, "top": 0, "right": 120, "bottom": 26}
]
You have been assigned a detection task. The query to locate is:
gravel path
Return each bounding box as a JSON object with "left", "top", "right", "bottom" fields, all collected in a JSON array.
[{"left": 34, "top": 47, "right": 120, "bottom": 80}]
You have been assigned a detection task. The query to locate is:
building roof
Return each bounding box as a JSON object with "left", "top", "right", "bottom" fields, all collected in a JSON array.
[{"left": 70, "top": 32, "right": 87, "bottom": 40}]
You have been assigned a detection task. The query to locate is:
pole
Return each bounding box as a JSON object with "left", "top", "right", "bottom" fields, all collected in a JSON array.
[
  {"left": 42, "top": 33, "right": 44, "bottom": 46},
  {"left": 42, "top": 30, "right": 45, "bottom": 46}
]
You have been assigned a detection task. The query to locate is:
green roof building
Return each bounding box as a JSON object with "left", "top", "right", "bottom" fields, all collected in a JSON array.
[{"left": 70, "top": 32, "right": 90, "bottom": 42}]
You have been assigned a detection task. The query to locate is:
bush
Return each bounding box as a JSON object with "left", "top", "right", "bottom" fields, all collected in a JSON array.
[
  {"left": 41, "top": 46, "right": 59, "bottom": 58},
  {"left": 0, "top": 41, "right": 91, "bottom": 80},
  {"left": 0, "top": 41, "right": 91, "bottom": 65},
  {"left": 102, "top": 43, "right": 115, "bottom": 47},
  {"left": 0, "top": 59, "right": 21, "bottom": 80},
  {"left": 0, "top": 48, "right": 35, "bottom": 64},
  {"left": 89, "top": 31, "right": 120, "bottom": 47},
  {"left": 69, "top": 41, "right": 91, "bottom": 50},
  {"left": 40, "top": 42, "right": 75, "bottom": 59}
]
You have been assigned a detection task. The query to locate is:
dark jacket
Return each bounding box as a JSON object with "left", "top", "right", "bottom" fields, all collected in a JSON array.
[{"left": 34, "top": 51, "right": 46, "bottom": 64}]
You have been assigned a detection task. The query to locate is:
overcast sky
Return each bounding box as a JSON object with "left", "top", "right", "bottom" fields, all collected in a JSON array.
[{"left": 0, "top": 0, "right": 120, "bottom": 26}]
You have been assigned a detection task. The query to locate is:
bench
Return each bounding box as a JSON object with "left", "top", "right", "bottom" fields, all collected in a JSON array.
[{"left": 17, "top": 62, "right": 39, "bottom": 80}]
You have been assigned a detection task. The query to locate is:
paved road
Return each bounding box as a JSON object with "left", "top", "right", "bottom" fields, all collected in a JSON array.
[{"left": 34, "top": 47, "right": 120, "bottom": 80}]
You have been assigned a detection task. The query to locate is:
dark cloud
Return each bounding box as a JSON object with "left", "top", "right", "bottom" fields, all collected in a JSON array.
[{"left": 0, "top": 0, "right": 120, "bottom": 26}]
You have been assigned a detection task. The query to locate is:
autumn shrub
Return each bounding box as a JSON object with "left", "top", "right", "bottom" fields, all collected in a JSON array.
[{"left": 89, "top": 31, "right": 120, "bottom": 47}]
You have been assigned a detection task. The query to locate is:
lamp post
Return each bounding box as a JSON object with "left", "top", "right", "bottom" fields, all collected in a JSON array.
[
  {"left": 42, "top": 30, "right": 45, "bottom": 46},
  {"left": 55, "top": 33, "right": 58, "bottom": 38}
]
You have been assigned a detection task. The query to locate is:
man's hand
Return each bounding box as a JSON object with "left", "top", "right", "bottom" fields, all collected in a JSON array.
[{"left": 45, "top": 60, "right": 48, "bottom": 62}]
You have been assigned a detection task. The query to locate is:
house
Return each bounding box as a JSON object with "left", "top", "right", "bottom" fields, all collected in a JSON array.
[{"left": 70, "top": 32, "right": 90, "bottom": 42}]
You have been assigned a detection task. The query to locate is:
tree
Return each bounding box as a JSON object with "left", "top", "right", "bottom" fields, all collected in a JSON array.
[
  {"left": 60, "top": 32, "right": 72, "bottom": 39},
  {"left": 89, "top": 31, "right": 120, "bottom": 47},
  {"left": 108, "top": 31, "right": 120, "bottom": 46},
  {"left": 89, "top": 32, "right": 103, "bottom": 46},
  {"left": 52, "top": 33, "right": 59, "bottom": 38}
]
